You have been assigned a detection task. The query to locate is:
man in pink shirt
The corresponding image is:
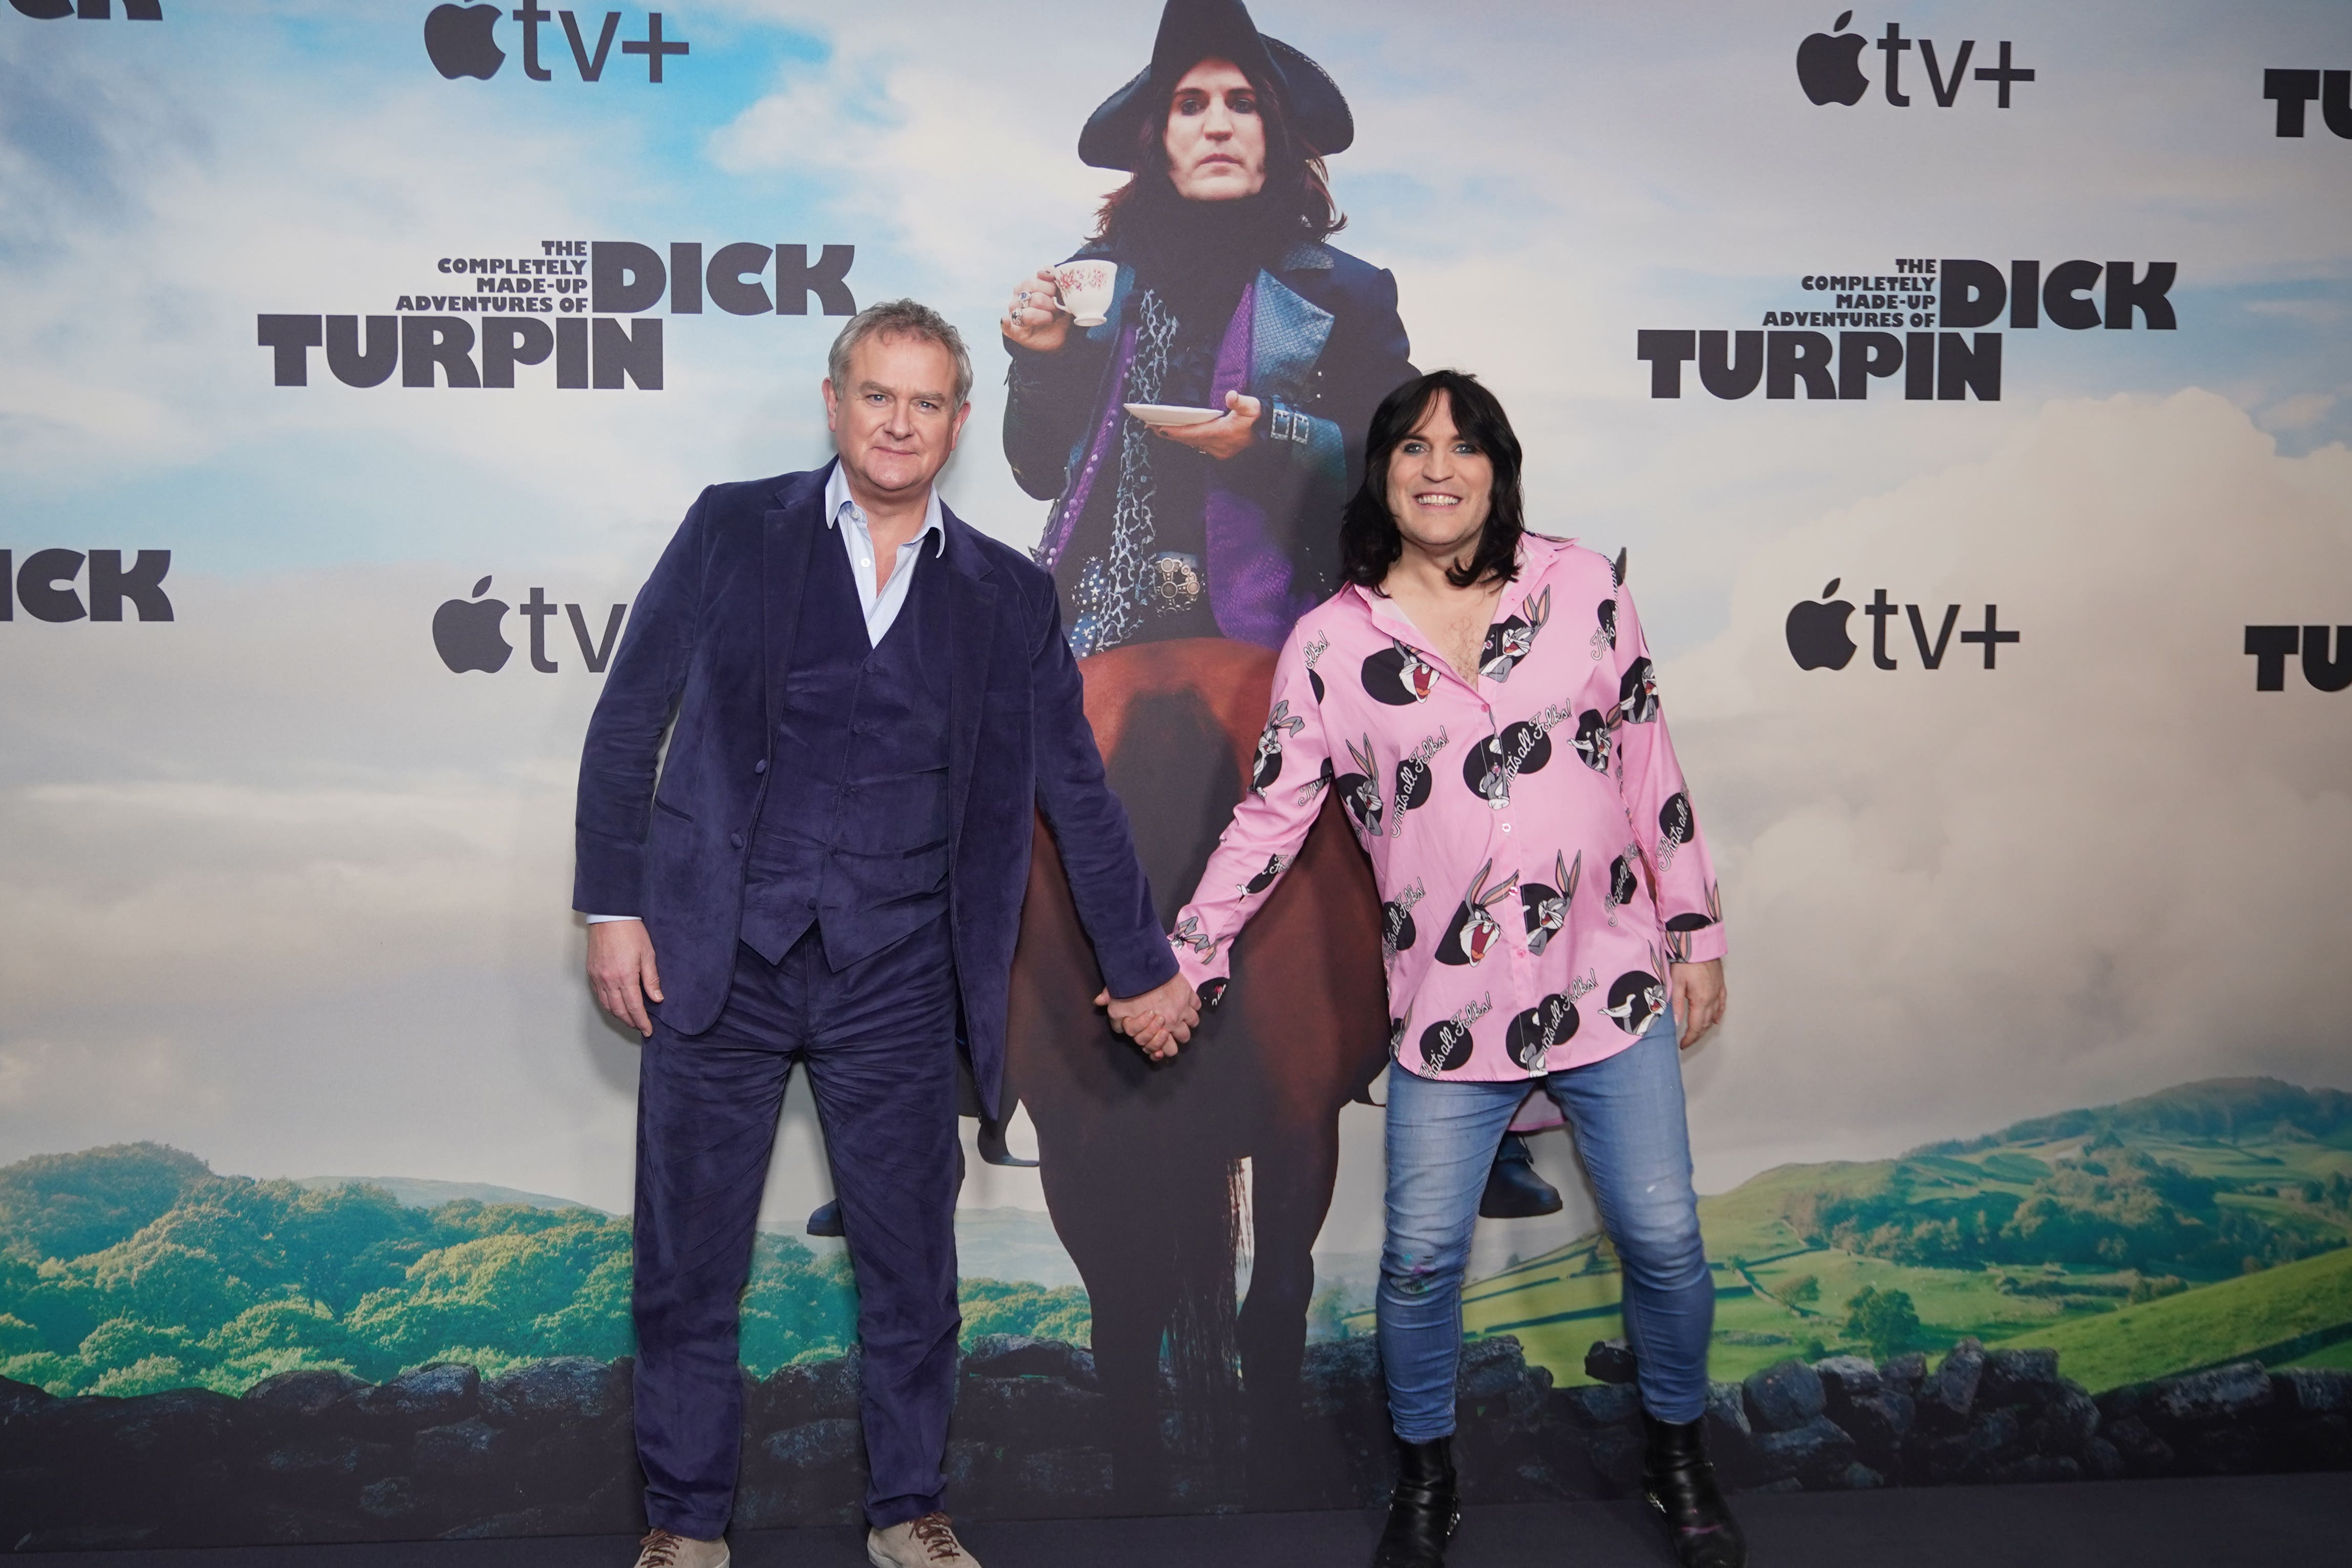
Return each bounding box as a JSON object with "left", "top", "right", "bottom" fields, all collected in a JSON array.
[{"left": 1138, "top": 370, "right": 1743, "bottom": 1568}]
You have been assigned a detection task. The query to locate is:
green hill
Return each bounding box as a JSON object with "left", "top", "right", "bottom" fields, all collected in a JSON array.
[
  {"left": 1392, "top": 1077, "right": 2352, "bottom": 1390},
  {"left": 1985, "top": 1244, "right": 2352, "bottom": 1392}
]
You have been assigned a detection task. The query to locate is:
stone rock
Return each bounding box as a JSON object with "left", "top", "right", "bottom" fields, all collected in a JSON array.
[
  {"left": 961, "top": 1335, "right": 1097, "bottom": 1389},
  {"left": 243, "top": 1368, "right": 367, "bottom": 1420},
  {"left": 1742, "top": 1358, "right": 1826, "bottom": 1434},
  {"left": 0, "top": 1375, "right": 56, "bottom": 1425},
  {"left": 756, "top": 1347, "right": 864, "bottom": 1428},
  {"left": 1836, "top": 1391, "right": 1914, "bottom": 1460},
  {"left": 1980, "top": 1348, "right": 2061, "bottom": 1408},
  {"left": 1812, "top": 1356, "right": 1880, "bottom": 1401},
  {"left": 2085, "top": 1437, "right": 2127, "bottom": 1479},
  {"left": 1696, "top": 1382, "right": 1760, "bottom": 1491},
  {"left": 2030, "top": 1390, "right": 2100, "bottom": 1460},
  {"left": 760, "top": 1415, "right": 862, "bottom": 1474},
  {"left": 412, "top": 1417, "right": 505, "bottom": 1477},
  {"left": 2101, "top": 1416, "right": 2173, "bottom": 1476},
  {"left": 1919, "top": 1406, "right": 2021, "bottom": 1483},
  {"left": 1584, "top": 1340, "right": 1639, "bottom": 1386},
  {"left": 1458, "top": 1337, "right": 1533, "bottom": 1403},
  {"left": 481, "top": 1357, "right": 628, "bottom": 1428},
  {"left": 1753, "top": 1415, "right": 1857, "bottom": 1488},
  {"left": 1559, "top": 1382, "right": 1641, "bottom": 1430},
  {"left": 1014, "top": 1446, "right": 1113, "bottom": 1501},
  {"left": 952, "top": 1371, "right": 1104, "bottom": 1449},
  {"left": 1918, "top": 1339, "right": 1984, "bottom": 1434},
  {"left": 356, "top": 1476, "right": 418, "bottom": 1522},
  {"left": 1836, "top": 1461, "right": 1884, "bottom": 1489},
  {"left": 2275, "top": 1368, "right": 2352, "bottom": 1416},
  {"left": 2151, "top": 1363, "right": 2273, "bottom": 1427},
  {"left": 1881, "top": 1352, "right": 1928, "bottom": 1393},
  {"left": 351, "top": 1363, "right": 478, "bottom": 1430},
  {"left": 1580, "top": 1421, "right": 1643, "bottom": 1494},
  {"left": 85, "top": 1388, "right": 243, "bottom": 1460},
  {"left": 259, "top": 1435, "right": 394, "bottom": 1482}
]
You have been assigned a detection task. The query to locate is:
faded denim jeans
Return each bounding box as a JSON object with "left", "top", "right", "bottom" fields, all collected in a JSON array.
[{"left": 1378, "top": 1010, "right": 1714, "bottom": 1437}]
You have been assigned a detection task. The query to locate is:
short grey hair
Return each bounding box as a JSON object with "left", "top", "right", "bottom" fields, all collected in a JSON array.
[{"left": 826, "top": 298, "right": 973, "bottom": 407}]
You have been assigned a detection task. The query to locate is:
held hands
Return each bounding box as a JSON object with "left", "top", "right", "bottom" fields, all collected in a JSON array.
[
  {"left": 1669, "top": 958, "right": 1726, "bottom": 1051},
  {"left": 1003, "top": 268, "right": 1071, "bottom": 354},
  {"left": 588, "top": 919, "right": 664, "bottom": 1039},
  {"left": 1095, "top": 971, "right": 1201, "bottom": 1063},
  {"left": 1152, "top": 389, "right": 1262, "bottom": 462}
]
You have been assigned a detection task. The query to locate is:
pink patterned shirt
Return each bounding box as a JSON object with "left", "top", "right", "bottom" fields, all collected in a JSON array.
[{"left": 1170, "top": 535, "right": 1727, "bottom": 1082}]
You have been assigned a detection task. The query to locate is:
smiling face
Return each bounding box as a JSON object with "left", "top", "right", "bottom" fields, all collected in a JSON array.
[
  {"left": 1164, "top": 56, "right": 1268, "bottom": 202},
  {"left": 821, "top": 329, "right": 970, "bottom": 500},
  {"left": 1383, "top": 390, "right": 1495, "bottom": 563}
]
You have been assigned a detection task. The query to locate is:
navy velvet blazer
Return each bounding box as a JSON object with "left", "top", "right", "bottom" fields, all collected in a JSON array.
[{"left": 573, "top": 462, "right": 1177, "bottom": 1115}]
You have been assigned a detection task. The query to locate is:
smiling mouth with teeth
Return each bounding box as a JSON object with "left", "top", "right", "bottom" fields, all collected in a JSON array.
[{"left": 1416, "top": 493, "right": 1462, "bottom": 506}]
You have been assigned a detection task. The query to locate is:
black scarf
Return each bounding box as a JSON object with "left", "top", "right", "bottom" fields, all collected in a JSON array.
[{"left": 1117, "top": 177, "right": 1295, "bottom": 331}]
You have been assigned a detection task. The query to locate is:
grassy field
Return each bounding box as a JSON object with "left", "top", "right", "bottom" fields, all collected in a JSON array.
[
  {"left": 1986, "top": 1245, "right": 2352, "bottom": 1391},
  {"left": 1348, "top": 1080, "right": 2352, "bottom": 1392}
]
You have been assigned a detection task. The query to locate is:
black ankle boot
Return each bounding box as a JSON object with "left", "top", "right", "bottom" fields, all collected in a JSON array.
[
  {"left": 1371, "top": 1435, "right": 1459, "bottom": 1568},
  {"left": 1642, "top": 1412, "right": 1746, "bottom": 1568},
  {"left": 1477, "top": 1133, "right": 1565, "bottom": 1219}
]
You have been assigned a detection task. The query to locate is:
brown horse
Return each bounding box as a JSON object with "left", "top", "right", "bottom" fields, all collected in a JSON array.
[{"left": 1004, "top": 637, "right": 1389, "bottom": 1508}]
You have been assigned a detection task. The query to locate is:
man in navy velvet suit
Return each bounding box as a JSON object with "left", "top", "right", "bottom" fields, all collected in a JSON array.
[{"left": 574, "top": 300, "right": 1200, "bottom": 1568}]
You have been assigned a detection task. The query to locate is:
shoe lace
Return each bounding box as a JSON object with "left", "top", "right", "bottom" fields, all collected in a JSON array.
[
  {"left": 908, "top": 1513, "right": 963, "bottom": 1562},
  {"left": 637, "top": 1531, "right": 684, "bottom": 1567}
]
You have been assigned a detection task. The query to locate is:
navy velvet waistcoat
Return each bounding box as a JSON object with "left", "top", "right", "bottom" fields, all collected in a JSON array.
[{"left": 738, "top": 529, "right": 952, "bottom": 972}]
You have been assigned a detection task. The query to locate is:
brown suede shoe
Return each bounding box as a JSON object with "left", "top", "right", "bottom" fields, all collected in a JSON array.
[
  {"left": 633, "top": 1529, "right": 729, "bottom": 1568},
  {"left": 868, "top": 1511, "right": 982, "bottom": 1567}
]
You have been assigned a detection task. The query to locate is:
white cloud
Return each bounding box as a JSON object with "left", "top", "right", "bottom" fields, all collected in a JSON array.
[{"left": 1662, "top": 390, "right": 2352, "bottom": 1185}]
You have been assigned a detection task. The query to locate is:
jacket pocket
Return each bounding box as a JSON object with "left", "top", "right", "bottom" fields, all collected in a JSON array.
[{"left": 652, "top": 797, "right": 695, "bottom": 824}]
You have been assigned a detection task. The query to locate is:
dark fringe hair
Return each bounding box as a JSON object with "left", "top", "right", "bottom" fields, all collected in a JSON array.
[
  {"left": 1091, "top": 64, "right": 1345, "bottom": 246},
  {"left": 1339, "top": 370, "right": 1526, "bottom": 590}
]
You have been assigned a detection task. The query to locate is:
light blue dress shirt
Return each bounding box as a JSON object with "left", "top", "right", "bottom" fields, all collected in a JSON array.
[{"left": 587, "top": 465, "right": 946, "bottom": 925}]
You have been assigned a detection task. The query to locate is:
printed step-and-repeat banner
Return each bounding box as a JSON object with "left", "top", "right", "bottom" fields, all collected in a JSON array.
[{"left": 2, "top": 0, "right": 2348, "bottom": 1547}]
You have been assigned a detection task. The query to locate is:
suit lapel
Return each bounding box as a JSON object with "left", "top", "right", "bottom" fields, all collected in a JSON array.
[
  {"left": 940, "top": 508, "right": 998, "bottom": 839},
  {"left": 762, "top": 465, "right": 831, "bottom": 739}
]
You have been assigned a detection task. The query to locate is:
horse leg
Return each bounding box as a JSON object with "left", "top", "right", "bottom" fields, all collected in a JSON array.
[
  {"left": 1037, "top": 1134, "right": 1184, "bottom": 1512},
  {"left": 1239, "top": 1123, "right": 1344, "bottom": 1504}
]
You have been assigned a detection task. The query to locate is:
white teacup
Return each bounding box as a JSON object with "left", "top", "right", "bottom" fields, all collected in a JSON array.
[{"left": 1054, "top": 260, "right": 1115, "bottom": 328}]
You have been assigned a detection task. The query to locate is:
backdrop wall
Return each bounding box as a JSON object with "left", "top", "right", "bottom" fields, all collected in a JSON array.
[{"left": 2, "top": 0, "right": 2349, "bottom": 1548}]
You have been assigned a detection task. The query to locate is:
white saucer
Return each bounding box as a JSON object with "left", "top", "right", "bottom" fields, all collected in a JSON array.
[{"left": 1122, "top": 402, "right": 1223, "bottom": 428}]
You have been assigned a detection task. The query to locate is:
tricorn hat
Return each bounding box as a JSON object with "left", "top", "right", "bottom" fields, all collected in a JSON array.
[{"left": 1078, "top": 0, "right": 1354, "bottom": 172}]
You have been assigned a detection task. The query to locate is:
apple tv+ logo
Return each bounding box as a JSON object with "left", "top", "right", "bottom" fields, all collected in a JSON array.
[
  {"left": 6, "top": 3, "right": 162, "bottom": 20},
  {"left": 1, "top": 549, "right": 173, "bottom": 623},
  {"left": 1786, "top": 580, "right": 2018, "bottom": 671},
  {"left": 424, "top": 4, "right": 686, "bottom": 84},
  {"left": 1797, "top": 12, "right": 2034, "bottom": 109},
  {"left": 2244, "top": 625, "right": 2352, "bottom": 693},
  {"left": 434, "top": 576, "right": 628, "bottom": 675}
]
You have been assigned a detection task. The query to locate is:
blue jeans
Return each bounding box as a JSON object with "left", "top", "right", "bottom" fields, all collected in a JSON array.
[{"left": 1378, "top": 1011, "right": 1713, "bottom": 1436}]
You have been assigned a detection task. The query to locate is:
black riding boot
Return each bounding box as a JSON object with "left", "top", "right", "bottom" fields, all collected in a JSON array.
[
  {"left": 1641, "top": 1412, "right": 1746, "bottom": 1568},
  {"left": 1371, "top": 1435, "right": 1459, "bottom": 1568},
  {"left": 1477, "top": 1132, "right": 1565, "bottom": 1219}
]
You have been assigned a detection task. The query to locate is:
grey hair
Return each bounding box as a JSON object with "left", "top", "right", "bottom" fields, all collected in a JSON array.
[{"left": 826, "top": 298, "right": 973, "bottom": 407}]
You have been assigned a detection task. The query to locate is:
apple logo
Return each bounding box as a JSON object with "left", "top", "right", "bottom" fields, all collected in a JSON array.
[
  {"left": 424, "top": 4, "right": 505, "bottom": 81},
  {"left": 434, "top": 575, "right": 513, "bottom": 673},
  {"left": 1785, "top": 578, "right": 1858, "bottom": 670},
  {"left": 1797, "top": 10, "right": 1869, "bottom": 106}
]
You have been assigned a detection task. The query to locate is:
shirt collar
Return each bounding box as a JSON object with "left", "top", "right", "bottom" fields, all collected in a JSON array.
[{"left": 824, "top": 461, "right": 946, "bottom": 553}]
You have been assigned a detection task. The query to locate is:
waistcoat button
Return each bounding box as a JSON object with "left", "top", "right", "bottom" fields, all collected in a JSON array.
[
  {"left": 754, "top": 759, "right": 767, "bottom": 774},
  {"left": 730, "top": 833, "right": 745, "bottom": 849}
]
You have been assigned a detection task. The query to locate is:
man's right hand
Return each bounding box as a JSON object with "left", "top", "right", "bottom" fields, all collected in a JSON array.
[
  {"left": 1002, "top": 268, "right": 1070, "bottom": 354},
  {"left": 588, "top": 919, "right": 664, "bottom": 1038}
]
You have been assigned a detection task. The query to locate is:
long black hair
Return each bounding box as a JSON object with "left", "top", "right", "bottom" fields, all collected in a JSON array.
[
  {"left": 1092, "top": 61, "right": 1345, "bottom": 247},
  {"left": 1339, "top": 370, "right": 1525, "bottom": 590}
]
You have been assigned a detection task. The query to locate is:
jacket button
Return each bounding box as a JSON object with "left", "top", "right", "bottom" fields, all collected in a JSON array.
[
  {"left": 754, "top": 759, "right": 767, "bottom": 774},
  {"left": 730, "top": 833, "right": 745, "bottom": 849}
]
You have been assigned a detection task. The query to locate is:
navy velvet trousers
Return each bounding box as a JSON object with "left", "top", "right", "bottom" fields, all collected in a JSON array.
[{"left": 633, "top": 917, "right": 962, "bottom": 1537}]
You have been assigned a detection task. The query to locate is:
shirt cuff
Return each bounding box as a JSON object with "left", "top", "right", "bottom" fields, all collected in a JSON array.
[{"left": 585, "top": 913, "right": 638, "bottom": 924}]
